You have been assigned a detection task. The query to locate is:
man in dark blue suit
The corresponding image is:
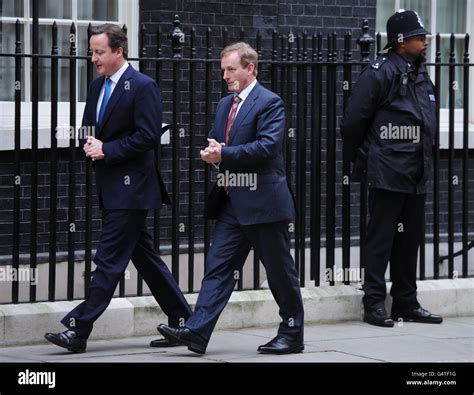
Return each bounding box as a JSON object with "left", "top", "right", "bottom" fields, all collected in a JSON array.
[
  {"left": 45, "top": 24, "right": 192, "bottom": 353},
  {"left": 157, "top": 42, "right": 304, "bottom": 355}
]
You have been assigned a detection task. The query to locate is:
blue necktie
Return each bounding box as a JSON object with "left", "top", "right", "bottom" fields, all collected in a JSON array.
[{"left": 98, "top": 77, "right": 111, "bottom": 127}]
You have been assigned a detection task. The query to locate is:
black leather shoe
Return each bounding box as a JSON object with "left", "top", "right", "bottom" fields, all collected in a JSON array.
[
  {"left": 44, "top": 330, "right": 87, "bottom": 353},
  {"left": 257, "top": 336, "right": 304, "bottom": 354},
  {"left": 391, "top": 306, "right": 443, "bottom": 324},
  {"left": 150, "top": 337, "right": 180, "bottom": 347},
  {"left": 157, "top": 324, "right": 207, "bottom": 354},
  {"left": 364, "top": 307, "right": 395, "bottom": 327}
]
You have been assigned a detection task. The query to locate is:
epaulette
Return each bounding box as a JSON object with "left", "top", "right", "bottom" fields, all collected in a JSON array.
[{"left": 370, "top": 56, "right": 388, "bottom": 70}]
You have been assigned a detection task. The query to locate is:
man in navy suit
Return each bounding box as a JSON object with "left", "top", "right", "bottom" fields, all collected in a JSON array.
[
  {"left": 45, "top": 24, "right": 192, "bottom": 353},
  {"left": 157, "top": 42, "right": 304, "bottom": 355}
]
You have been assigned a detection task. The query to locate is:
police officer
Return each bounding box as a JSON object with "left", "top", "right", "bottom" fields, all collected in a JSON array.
[{"left": 341, "top": 10, "right": 443, "bottom": 327}]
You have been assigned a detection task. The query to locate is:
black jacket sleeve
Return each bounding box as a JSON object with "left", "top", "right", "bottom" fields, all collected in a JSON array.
[{"left": 340, "top": 65, "right": 383, "bottom": 162}]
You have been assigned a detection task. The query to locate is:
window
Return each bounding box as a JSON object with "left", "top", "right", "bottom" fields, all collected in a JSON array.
[
  {"left": 0, "top": 0, "right": 139, "bottom": 150},
  {"left": 376, "top": 0, "right": 474, "bottom": 148}
]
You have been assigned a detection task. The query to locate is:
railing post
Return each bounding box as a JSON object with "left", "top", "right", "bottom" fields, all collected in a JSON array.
[
  {"left": 310, "top": 32, "right": 323, "bottom": 286},
  {"left": 433, "top": 33, "right": 441, "bottom": 279},
  {"left": 188, "top": 26, "right": 196, "bottom": 293},
  {"left": 153, "top": 24, "right": 162, "bottom": 263},
  {"left": 376, "top": 32, "right": 381, "bottom": 58},
  {"left": 253, "top": 30, "right": 263, "bottom": 290},
  {"left": 295, "top": 33, "right": 302, "bottom": 279},
  {"left": 356, "top": 20, "right": 374, "bottom": 279},
  {"left": 356, "top": 19, "right": 374, "bottom": 62},
  {"left": 168, "top": 15, "right": 183, "bottom": 282},
  {"left": 67, "top": 22, "right": 77, "bottom": 301},
  {"left": 342, "top": 31, "right": 353, "bottom": 285},
  {"left": 139, "top": 23, "right": 146, "bottom": 74},
  {"left": 119, "top": 23, "right": 130, "bottom": 297},
  {"left": 326, "top": 32, "right": 337, "bottom": 286},
  {"left": 49, "top": 21, "right": 58, "bottom": 302},
  {"left": 203, "top": 27, "right": 212, "bottom": 272},
  {"left": 221, "top": 27, "right": 228, "bottom": 96},
  {"left": 285, "top": 31, "right": 294, "bottom": 186},
  {"left": 447, "top": 33, "right": 455, "bottom": 279},
  {"left": 169, "top": 14, "right": 184, "bottom": 59},
  {"left": 271, "top": 29, "right": 278, "bottom": 93},
  {"left": 84, "top": 23, "right": 93, "bottom": 297},
  {"left": 12, "top": 19, "right": 22, "bottom": 304},
  {"left": 30, "top": 0, "right": 39, "bottom": 303},
  {"left": 462, "top": 33, "right": 470, "bottom": 278}
]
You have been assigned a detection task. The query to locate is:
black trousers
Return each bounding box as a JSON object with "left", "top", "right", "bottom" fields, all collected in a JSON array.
[
  {"left": 61, "top": 209, "right": 192, "bottom": 338},
  {"left": 362, "top": 188, "right": 425, "bottom": 311}
]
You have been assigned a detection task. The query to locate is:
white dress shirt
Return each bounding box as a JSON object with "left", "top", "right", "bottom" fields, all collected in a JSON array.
[
  {"left": 233, "top": 78, "right": 257, "bottom": 118},
  {"left": 96, "top": 61, "right": 130, "bottom": 123}
]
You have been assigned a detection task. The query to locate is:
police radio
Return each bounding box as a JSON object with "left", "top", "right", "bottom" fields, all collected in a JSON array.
[{"left": 399, "top": 73, "right": 409, "bottom": 96}]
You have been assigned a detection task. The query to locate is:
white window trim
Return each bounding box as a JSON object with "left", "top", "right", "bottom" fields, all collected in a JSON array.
[
  {"left": 377, "top": 0, "right": 474, "bottom": 149},
  {"left": 0, "top": 0, "right": 154, "bottom": 151}
]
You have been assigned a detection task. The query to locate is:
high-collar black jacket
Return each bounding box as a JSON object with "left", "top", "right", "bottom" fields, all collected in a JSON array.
[{"left": 341, "top": 50, "right": 437, "bottom": 194}]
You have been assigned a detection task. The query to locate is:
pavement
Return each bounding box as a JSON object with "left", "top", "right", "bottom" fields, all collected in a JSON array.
[{"left": 0, "top": 316, "right": 473, "bottom": 363}]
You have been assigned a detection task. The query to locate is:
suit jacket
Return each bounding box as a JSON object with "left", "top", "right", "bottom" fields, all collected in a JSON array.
[
  {"left": 206, "top": 81, "right": 296, "bottom": 225},
  {"left": 81, "top": 64, "right": 170, "bottom": 209}
]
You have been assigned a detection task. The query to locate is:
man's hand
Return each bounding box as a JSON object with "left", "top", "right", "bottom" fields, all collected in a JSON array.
[
  {"left": 200, "top": 138, "right": 224, "bottom": 164},
  {"left": 84, "top": 135, "right": 105, "bottom": 160}
]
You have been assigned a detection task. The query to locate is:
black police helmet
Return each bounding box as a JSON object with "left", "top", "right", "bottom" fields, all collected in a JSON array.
[{"left": 384, "top": 9, "right": 431, "bottom": 50}]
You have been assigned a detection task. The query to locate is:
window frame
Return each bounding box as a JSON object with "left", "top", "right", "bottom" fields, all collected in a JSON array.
[{"left": 0, "top": 0, "right": 140, "bottom": 150}]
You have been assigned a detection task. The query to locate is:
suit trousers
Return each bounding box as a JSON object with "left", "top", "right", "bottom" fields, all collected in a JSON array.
[
  {"left": 61, "top": 209, "right": 192, "bottom": 338},
  {"left": 185, "top": 199, "right": 304, "bottom": 342}
]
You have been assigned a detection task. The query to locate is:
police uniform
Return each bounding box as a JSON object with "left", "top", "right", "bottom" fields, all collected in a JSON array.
[{"left": 341, "top": 10, "right": 442, "bottom": 326}]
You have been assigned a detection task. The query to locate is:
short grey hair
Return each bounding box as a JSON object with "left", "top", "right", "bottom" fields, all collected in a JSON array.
[{"left": 220, "top": 42, "right": 258, "bottom": 76}]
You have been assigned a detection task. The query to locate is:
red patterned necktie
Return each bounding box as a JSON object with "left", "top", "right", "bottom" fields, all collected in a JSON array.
[{"left": 225, "top": 95, "right": 242, "bottom": 143}]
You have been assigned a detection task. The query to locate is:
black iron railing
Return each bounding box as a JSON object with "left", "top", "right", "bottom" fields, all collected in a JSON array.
[{"left": 0, "top": 12, "right": 472, "bottom": 304}]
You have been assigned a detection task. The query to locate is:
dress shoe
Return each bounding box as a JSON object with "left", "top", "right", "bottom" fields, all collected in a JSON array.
[
  {"left": 150, "top": 337, "right": 179, "bottom": 347},
  {"left": 391, "top": 306, "right": 443, "bottom": 324},
  {"left": 364, "top": 307, "right": 395, "bottom": 327},
  {"left": 157, "top": 324, "right": 208, "bottom": 354},
  {"left": 44, "top": 330, "right": 87, "bottom": 353},
  {"left": 257, "top": 336, "right": 304, "bottom": 354}
]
